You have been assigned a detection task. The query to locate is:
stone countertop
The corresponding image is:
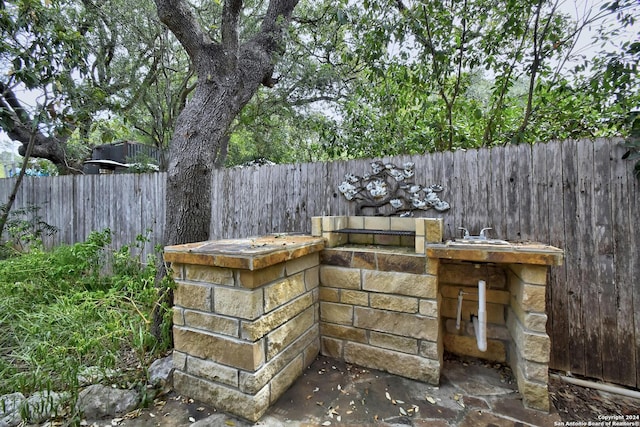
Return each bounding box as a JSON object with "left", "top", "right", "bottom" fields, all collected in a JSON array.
[
  {"left": 164, "top": 234, "right": 325, "bottom": 270},
  {"left": 426, "top": 241, "right": 564, "bottom": 266}
]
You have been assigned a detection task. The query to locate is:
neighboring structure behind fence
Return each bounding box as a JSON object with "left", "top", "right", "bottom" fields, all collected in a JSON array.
[{"left": 0, "top": 138, "right": 637, "bottom": 389}]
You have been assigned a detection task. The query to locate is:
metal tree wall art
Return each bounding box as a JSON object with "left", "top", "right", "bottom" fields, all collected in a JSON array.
[{"left": 338, "top": 161, "right": 451, "bottom": 216}]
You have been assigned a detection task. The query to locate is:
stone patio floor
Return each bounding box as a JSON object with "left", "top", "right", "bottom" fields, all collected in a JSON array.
[
  {"left": 106, "top": 354, "right": 567, "bottom": 426},
  {"left": 253, "top": 354, "right": 559, "bottom": 427}
]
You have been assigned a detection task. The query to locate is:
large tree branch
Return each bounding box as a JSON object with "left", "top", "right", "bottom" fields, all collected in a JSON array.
[
  {"left": 0, "top": 84, "right": 39, "bottom": 145},
  {"left": 0, "top": 83, "right": 75, "bottom": 172},
  {"left": 154, "top": 0, "right": 211, "bottom": 59},
  {"left": 233, "top": 0, "right": 298, "bottom": 95},
  {"left": 222, "top": 0, "right": 242, "bottom": 56},
  {"left": 0, "top": 82, "right": 30, "bottom": 125},
  {"left": 261, "top": 0, "right": 298, "bottom": 36}
]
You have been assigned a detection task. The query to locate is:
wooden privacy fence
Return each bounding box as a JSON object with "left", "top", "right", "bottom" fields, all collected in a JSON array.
[{"left": 0, "top": 138, "right": 638, "bottom": 388}]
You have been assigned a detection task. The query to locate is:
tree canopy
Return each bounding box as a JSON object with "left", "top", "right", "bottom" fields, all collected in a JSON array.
[{"left": 0, "top": 0, "right": 638, "bottom": 171}]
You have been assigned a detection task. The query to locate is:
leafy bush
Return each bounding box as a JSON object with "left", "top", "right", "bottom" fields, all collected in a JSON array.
[
  {"left": 0, "top": 204, "right": 58, "bottom": 257},
  {"left": 0, "top": 229, "right": 172, "bottom": 420},
  {"left": 622, "top": 112, "right": 640, "bottom": 180}
]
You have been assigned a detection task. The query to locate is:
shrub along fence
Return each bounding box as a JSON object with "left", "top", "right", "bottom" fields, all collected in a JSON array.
[{"left": 0, "top": 138, "right": 637, "bottom": 388}]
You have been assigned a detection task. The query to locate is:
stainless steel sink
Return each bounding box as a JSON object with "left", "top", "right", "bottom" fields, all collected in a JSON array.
[{"left": 447, "top": 239, "right": 511, "bottom": 246}]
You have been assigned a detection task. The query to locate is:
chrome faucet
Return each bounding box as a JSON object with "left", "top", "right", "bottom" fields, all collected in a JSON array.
[
  {"left": 459, "top": 227, "right": 492, "bottom": 241},
  {"left": 479, "top": 228, "right": 492, "bottom": 239}
]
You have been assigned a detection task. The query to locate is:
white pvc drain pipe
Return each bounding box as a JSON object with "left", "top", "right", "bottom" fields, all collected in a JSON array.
[
  {"left": 456, "top": 290, "right": 464, "bottom": 330},
  {"left": 473, "top": 280, "right": 487, "bottom": 352},
  {"left": 456, "top": 280, "right": 487, "bottom": 352}
]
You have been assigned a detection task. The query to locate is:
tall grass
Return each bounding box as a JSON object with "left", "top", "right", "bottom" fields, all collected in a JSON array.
[{"left": 0, "top": 229, "right": 172, "bottom": 420}]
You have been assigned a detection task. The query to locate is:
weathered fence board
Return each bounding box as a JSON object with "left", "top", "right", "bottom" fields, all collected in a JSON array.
[
  {"left": 611, "top": 140, "right": 635, "bottom": 386},
  {"left": 545, "top": 141, "right": 566, "bottom": 370},
  {"left": 0, "top": 138, "right": 638, "bottom": 388},
  {"left": 595, "top": 139, "right": 617, "bottom": 384}
]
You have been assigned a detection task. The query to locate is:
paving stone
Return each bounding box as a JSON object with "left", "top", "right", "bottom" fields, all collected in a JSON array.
[
  {"left": 413, "top": 420, "right": 453, "bottom": 427},
  {"left": 491, "top": 395, "right": 562, "bottom": 425},
  {"left": 458, "top": 410, "right": 519, "bottom": 427}
]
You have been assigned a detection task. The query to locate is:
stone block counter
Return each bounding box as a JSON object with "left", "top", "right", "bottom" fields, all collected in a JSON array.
[
  {"left": 164, "top": 235, "right": 324, "bottom": 421},
  {"left": 165, "top": 217, "right": 563, "bottom": 421},
  {"left": 426, "top": 241, "right": 564, "bottom": 411}
]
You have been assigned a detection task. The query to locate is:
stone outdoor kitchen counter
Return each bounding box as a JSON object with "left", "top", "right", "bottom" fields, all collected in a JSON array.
[
  {"left": 426, "top": 241, "right": 564, "bottom": 266},
  {"left": 164, "top": 233, "right": 326, "bottom": 421},
  {"left": 163, "top": 234, "right": 325, "bottom": 271},
  {"left": 164, "top": 217, "right": 565, "bottom": 421}
]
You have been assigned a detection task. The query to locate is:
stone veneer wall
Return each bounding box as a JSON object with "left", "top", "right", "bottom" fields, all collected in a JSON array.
[
  {"left": 312, "top": 216, "right": 445, "bottom": 384},
  {"left": 506, "top": 264, "right": 553, "bottom": 411},
  {"left": 164, "top": 236, "right": 324, "bottom": 422},
  {"left": 316, "top": 215, "right": 562, "bottom": 413}
]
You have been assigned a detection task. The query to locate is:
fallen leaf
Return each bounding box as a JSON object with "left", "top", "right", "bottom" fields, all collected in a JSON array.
[
  {"left": 385, "top": 392, "right": 391, "bottom": 400},
  {"left": 124, "top": 409, "right": 142, "bottom": 419},
  {"left": 426, "top": 396, "right": 436, "bottom": 404},
  {"left": 306, "top": 395, "right": 313, "bottom": 400},
  {"left": 313, "top": 387, "right": 320, "bottom": 393},
  {"left": 337, "top": 385, "right": 342, "bottom": 390},
  {"left": 197, "top": 407, "right": 205, "bottom": 412},
  {"left": 188, "top": 417, "right": 196, "bottom": 423},
  {"left": 322, "top": 421, "right": 331, "bottom": 426},
  {"left": 337, "top": 416, "right": 342, "bottom": 422},
  {"left": 225, "top": 421, "right": 235, "bottom": 426},
  {"left": 588, "top": 404, "right": 601, "bottom": 413},
  {"left": 374, "top": 415, "right": 379, "bottom": 421},
  {"left": 396, "top": 399, "right": 405, "bottom": 404},
  {"left": 392, "top": 399, "right": 397, "bottom": 405},
  {"left": 346, "top": 410, "right": 353, "bottom": 415},
  {"left": 399, "top": 407, "right": 407, "bottom": 416},
  {"left": 316, "top": 401, "right": 324, "bottom": 406},
  {"left": 413, "top": 405, "right": 420, "bottom": 413},
  {"left": 149, "top": 413, "right": 155, "bottom": 418},
  {"left": 558, "top": 390, "right": 575, "bottom": 400}
]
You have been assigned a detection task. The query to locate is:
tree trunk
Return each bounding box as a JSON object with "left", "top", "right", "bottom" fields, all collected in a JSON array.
[
  {"left": 152, "top": 78, "right": 247, "bottom": 341},
  {"left": 151, "top": 0, "right": 299, "bottom": 341}
]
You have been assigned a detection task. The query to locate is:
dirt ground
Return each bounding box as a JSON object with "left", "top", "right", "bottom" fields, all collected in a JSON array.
[{"left": 549, "top": 374, "right": 640, "bottom": 422}]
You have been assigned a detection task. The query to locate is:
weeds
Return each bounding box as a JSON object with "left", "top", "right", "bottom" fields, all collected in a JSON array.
[
  {"left": 0, "top": 203, "right": 58, "bottom": 256},
  {"left": 0, "top": 229, "right": 172, "bottom": 423}
]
